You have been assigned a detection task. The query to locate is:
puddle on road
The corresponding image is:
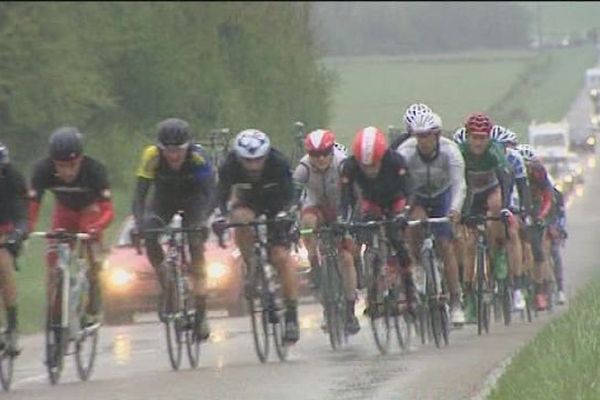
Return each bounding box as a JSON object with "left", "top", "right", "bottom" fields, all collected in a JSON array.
[{"left": 112, "top": 334, "right": 132, "bottom": 365}]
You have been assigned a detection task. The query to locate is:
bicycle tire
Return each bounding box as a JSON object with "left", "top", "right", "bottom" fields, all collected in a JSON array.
[
  {"left": 249, "top": 266, "right": 270, "bottom": 363},
  {"left": 476, "top": 248, "right": 486, "bottom": 336},
  {"left": 185, "top": 300, "right": 201, "bottom": 369},
  {"left": 367, "top": 255, "right": 391, "bottom": 355},
  {"left": 75, "top": 324, "right": 99, "bottom": 381},
  {"left": 164, "top": 268, "right": 183, "bottom": 370},
  {"left": 46, "top": 271, "right": 66, "bottom": 385},
  {"left": 75, "top": 266, "right": 99, "bottom": 381},
  {"left": 502, "top": 281, "right": 512, "bottom": 326},
  {"left": 323, "top": 255, "right": 346, "bottom": 350},
  {"left": 272, "top": 300, "right": 288, "bottom": 362},
  {"left": 0, "top": 332, "right": 13, "bottom": 391},
  {"left": 424, "top": 249, "right": 443, "bottom": 348}
]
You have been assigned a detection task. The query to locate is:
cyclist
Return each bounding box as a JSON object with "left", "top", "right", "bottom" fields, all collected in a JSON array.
[
  {"left": 456, "top": 113, "right": 515, "bottom": 324},
  {"left": 397, "top": 104, "right": 466, "bottom": 325},
  {"left": 516, "top": 144, "right": 555, "bottom": 311},
  {"left": 0, "top": 142, "right": 28, "bottom": 354},
  {"left": 29, "top": 127, "right": 114, "bottom": 327},
  {"left": 293, "top": 129, "right": 360, "bottom": 335},
  {"left": 215, "top": 129, "right": 300, "bottom": 343},
  {"left": 340, "top": 126, "right": 418, "bottom": 314},
  {"left": 489, "top": 125, "right": 532, "bottom": 312},
  {"left": 546, "top": 176, "right": 568, "bottom": 305},
  {"left": 133, "top": 118, "right": 215, "bottom": 340}
]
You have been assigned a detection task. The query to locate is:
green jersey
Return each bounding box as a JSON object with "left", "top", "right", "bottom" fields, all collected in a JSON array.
[{"left": 459, "top": 140, "right": 509, "bottom": 194}]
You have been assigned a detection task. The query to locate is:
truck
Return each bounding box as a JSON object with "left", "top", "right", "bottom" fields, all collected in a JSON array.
[{"left": 528, "top": 120, "right": 570, "bottom": 160}]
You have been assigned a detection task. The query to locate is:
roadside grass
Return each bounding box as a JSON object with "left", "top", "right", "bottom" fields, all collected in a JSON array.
[{"left": 488, "top": 279, "right": 600, "bottom": 400}]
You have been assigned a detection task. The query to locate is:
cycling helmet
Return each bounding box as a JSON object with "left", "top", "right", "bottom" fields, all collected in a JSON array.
[
  {"left": 490, "top": 125, "right": 512, "bottom": 143},
  {"left": 304, "top": 129, "right": 335, "bottom": 153},
  {"left": 403, "top": 103, "right": 441, "bottom": 134},
  {"left": 234, "top": 129, "right": 271, "bottom": 159},
  {"left": 49, "top": 127, "right": 83, "bottom": 161},
  {"left": 352, "top": 126, "right": 388, "bottom": 165},
  {"left": 517, "top": 144, "right": 537, "bottom": 162},
  {"left": 333, "top": 141, "right": 347, "bottom": 155},
  {"left": 453, "top": 127, "right": 467, "bottom": 144},
  {"left": 157, "top": 118, "right": 190, "bottom": 148},
  {"left": 465, "top": 112, "right": 494, "bottom": 136},
  {"left": 504, "top": 129, "right": 519, "bottom": 146},
  {"left": 0, "top": 142, "right": 9, "bottom": 165}
]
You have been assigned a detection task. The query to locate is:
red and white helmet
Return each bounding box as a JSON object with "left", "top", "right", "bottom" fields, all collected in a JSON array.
[
  {"left": 352, "top": 126, "right": 388, "bottom": 165},
  {"left": 465, "top": 112, "right": 494, "bottom": 136},
  {"left": 304, "top": 129, "right": 335, "bottom": 153}
]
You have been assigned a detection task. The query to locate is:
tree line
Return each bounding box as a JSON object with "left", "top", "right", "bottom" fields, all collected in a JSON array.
[{"left": 0, "top": 2, "right": 334, "bottom": 187}]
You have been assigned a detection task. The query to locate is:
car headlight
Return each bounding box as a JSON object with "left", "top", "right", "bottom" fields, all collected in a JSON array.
[
  {"left": 207, "top": 262, "right": 228, "bottom": 280},
  {"left": 109, "top": 268, "right": 134, "bottom": 287},
  {"left": 575, "top": 166, "right": 584, "bottom": 175},
  {"left": 564, "top": 174, "right": 573, "bottom": 183},
  {"left": 587, "top": 136, "right": 596, "bottom": 146}
]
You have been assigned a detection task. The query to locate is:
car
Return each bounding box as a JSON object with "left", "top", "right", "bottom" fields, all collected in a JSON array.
[{"left": 101, "top": 215, "right": 312, "bottom": 325}]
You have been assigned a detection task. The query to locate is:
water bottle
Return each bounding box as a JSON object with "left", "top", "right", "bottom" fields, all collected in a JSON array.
[{"left": 264, "top": 263, "right": 276, "bottom": 294}]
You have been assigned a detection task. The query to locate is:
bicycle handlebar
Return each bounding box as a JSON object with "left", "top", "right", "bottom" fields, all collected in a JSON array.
[
  {"left": 30, "top": 231, "right": 91, "bottom": 241},
  {"left": 212, "top": 216, "right": 296, "bottom": 248}
]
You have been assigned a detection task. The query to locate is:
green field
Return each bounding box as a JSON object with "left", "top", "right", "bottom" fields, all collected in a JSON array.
[
  {"left": 323, "top": 45, "right": 597, "bottom": 145},
  {"left": 488, "top": 279, "right": 600, "bottom": 399}
]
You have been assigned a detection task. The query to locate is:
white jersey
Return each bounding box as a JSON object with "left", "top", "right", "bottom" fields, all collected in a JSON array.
[
  {"left": 292, "top": 148, "right": 346, "bottom": 210},
  {"left": 397, "top": 136, "right": 466, "bottom": 212}
]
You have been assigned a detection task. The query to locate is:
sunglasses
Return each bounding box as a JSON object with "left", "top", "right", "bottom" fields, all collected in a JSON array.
[
  {"left": 308, "top": 149, "right": 333, "bottom": 158},
  {"left": 158, "top": 142, "right": 189, "bottom": 152}
]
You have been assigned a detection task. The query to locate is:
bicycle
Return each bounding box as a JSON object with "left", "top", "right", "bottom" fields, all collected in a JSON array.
[
  {"left": 0, "top": 238, "right": 19, "bottom": 391},
  {"left": 344, "top": 217, "right": 412, "bottom": 355},
  {"left": 407, "top": 217, "right": 451, "bottom": 348},
  {"left": 212, "top": 214, "right": 294, "bottom": 363},
  {"left": 299, "top": 224, "right": 348, "bottom": 350},
  {"left": 461, "top": 213, "right": 510, "bottom": 335},
  {"left": 138, "top": 211, "right": 206, "bottom": 370},
  {"left": 30, "top": 230, "right": 100, "bottom": 385}
]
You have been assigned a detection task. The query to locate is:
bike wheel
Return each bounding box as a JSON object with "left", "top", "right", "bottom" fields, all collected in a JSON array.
[
  {"left": 502, "top": 282, "right": 512, "bottom": 326},
  {"left": 163, "top": 271, "right": 183, "bottom": 370},
  {"left": 248, "top": 271, "right": 270, "bottom": 363},
  {"left": 185, "top": 303, "right": 201, "bottom": 369},
  {"left": 0, "top": 333, "right": 13, "bottom": 391},
  {"left": 272, "top": 297, "right": 288, "bottom": 362},
  {"left": 393, "top": 292, "right": 411, "bottom": 351},
  {"left": 367, "top": 258, "right": 391, "bottom": 355},
  {"left": 424, "top": 251, "right": 443, "bottom": 348},
  {"left": 75, "top": 323, "right": 99, "bottom": 381},
  {"left": 323, "top": 256, "right": 346, "bottom": 350},
  {"left": 46, "top": 273, "right": 66, "bottom": 385}
]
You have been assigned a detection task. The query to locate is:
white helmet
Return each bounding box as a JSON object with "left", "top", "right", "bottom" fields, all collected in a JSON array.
[
  {"left": 490, "top": 125, "right": 518, "bottom": 145},
  {"left": 453, "top": 127, "right": 467, "bottom": 144},
  {"left": 517, "top": 144, "right": 536, "bottom": 162},
  {"left": 403, "top": 103, "right": 440, "bottom": 133},
  {"left": 233, "top": 129, "right": 270, "bottom": 159},
  {"left": 333, "top": 141, "right": 347, "bottom": 156}
]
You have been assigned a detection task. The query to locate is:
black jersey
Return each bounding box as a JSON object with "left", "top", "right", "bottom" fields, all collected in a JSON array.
[{"left": 0, "top": 165, "right": 28, "bottom": 231}]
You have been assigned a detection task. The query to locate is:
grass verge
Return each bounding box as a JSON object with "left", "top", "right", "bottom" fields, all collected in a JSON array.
[{"left": 488, "top": 279, "right": 600, "bottom": 399}]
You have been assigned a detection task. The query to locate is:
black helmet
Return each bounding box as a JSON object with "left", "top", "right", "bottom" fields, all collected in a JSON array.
[
  {"left": 156, "top": 118, "right": 190, "bottom": 147},
  {"left": 49, "top": 127, "right": 83, "bottom": 161}
]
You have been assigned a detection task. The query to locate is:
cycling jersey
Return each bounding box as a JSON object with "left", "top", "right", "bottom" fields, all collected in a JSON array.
[
  {"left": 340, "top": 150, "right": 412, "bottom": 218},
  {"left": 459, "top": 140, "right": 509, "bottom": 194},
  {"left": 505, "top": 147, "right": 532, "bottom": 214},
  {"left": 29, "top": 156, "right": 114, "bottom": 232},
  {"left": 293, "top": 147, "right": 346, "bottom": 211},
  {"left": 217, "top": 148, "right": 295, "bottom": 216},
  {"left": 134, "top": 143, "right": 214, "bottom": 208},
  {"left": 526, "top": 160, "right": 553, "bottom": 220},
  {"left": 0, "top": 165, "right": 28, "bottom": 234},
  {"left": 397, "top": 136, "right": 466, "bottom": 212}
]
